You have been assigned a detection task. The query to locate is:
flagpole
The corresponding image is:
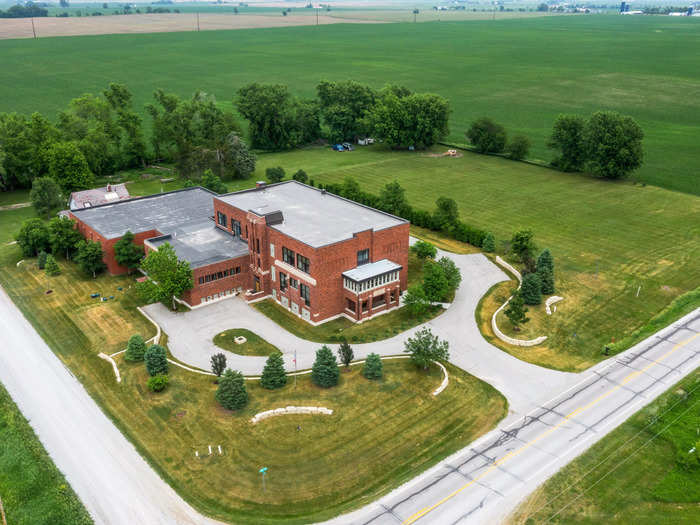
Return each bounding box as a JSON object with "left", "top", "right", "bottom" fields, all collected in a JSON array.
[{"left": 294, "top": 349, "right": 297, "bottom": 388}]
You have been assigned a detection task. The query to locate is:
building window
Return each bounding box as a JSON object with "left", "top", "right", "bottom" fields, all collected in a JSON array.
[
  {"left": 245, "top": 225, "right": 248, "bottom": 239},
  {"left": 217, "top": 211, "right": 227, "bottom": 227},
  {"left": 282, "top": 247, "right": 296, "bottom": 265},
  {"left": 232, "top": 220, "right": 241, "bottom": 237},
  {"left": 299, "top": 283, "right": 310, "bottom": 307},
  {"left": 256, "top": 238, "right": 260, "bottom": 254},
  {"left": 357, "top": 249, "right": 369, "bottom": 266},
  {"left": 289, "top": 277, "right": 298, "bottom": 289},
  {"left": 280, "top": 272, "right": 287, "bottom": 291},
  {"left": 296, "top": 254, "right": 310, "bottom": 274},
  {"left": 270, "top": 243, "right": 275, "bottom": 257},
  {"left": 271, "top": 266, "right": 276, "bottom": 281}
]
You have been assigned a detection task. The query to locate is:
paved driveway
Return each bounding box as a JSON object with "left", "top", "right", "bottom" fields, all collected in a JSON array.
[{"left": 145, "top": 249, "right": 576, "bottom": 414}]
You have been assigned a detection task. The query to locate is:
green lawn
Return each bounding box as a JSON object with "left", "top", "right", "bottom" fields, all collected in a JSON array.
[
  {"left": 1, "top": 15, "right": 699, "bottom": 194},
  {"left": 253, "top": 298, "right": 443, "bottom": 344},
  {"left": 213, "top": 328, "right": 280, "bottom": 356},
  {"left": 0, "top": 382, "right": 92, "bottom": 525},
  {"left": 509, "top": 367, "right": 700, "bottom": 525},
  {"left": 252, "top": 145, "right": 700, "bottom": 371}
]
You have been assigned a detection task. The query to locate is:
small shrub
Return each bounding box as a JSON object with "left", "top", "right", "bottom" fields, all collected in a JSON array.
[
  {"left": 125, "top": 334, "right": 147, "bottom": 362},
  {"left": 292, "top": 169, "right": 308, "bottom": 183},
  {"left": 337, "top": 340, "right": 354, "bottom": 368},
  {"left": 466, "top": 117, "right": 506, "bottom": 154},
  {"left": 147, "top": 374, "right": 169, "bottom": 392},
  {"left": 145, "top": 344, "right": 168, "bottom": 376},
  {"left": 363, "top": 353, "right": 383, "bottom": 380}
]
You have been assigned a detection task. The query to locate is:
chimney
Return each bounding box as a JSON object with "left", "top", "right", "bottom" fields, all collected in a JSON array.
[{"left": 256, "top": 181, "right": 266, "bottom": 189}]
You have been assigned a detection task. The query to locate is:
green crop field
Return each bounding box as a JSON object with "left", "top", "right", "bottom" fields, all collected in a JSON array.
[
  {"left": 0, "top": 15, "right": 698, "bottom": 194},
  {"left": 0, "top": 382, "right": 92, "bottom": 525}
]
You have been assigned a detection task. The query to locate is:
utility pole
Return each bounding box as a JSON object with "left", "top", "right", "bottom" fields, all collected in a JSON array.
[
  {"left": 316, "top": 6, "right": 319, "bottom": 26},
  {"left": 294, "top": 349, "right": 297, "bottom": 388},
  {"left": 196, "top": 11, "right": 200, "bottom": 32},
  {"left": 31, "top": 16, "right": 37, "bottom": 39}
]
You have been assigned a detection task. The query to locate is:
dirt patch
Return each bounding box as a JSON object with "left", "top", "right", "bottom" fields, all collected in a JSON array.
[
  {"left": 424, "top": 150, "right": 463, "bottom": 159},
  {"left": 0, "top": 13, "right": 384, "bottom": 40}
]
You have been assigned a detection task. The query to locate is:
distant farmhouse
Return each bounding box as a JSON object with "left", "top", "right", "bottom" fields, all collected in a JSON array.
[
  {"left": 69, "top": 181, "right": 409, "bottom": 324},
  {"left": 69, "top": 183, "right": 130, "bottom": 210}
]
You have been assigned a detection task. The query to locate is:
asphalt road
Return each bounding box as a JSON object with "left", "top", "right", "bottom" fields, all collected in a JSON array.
[
  {"left": 327, "top": 309, "right": 700, "bottom": 525},
  {"left": 0, "top": 286, "right": 224, "bottom": 525}
]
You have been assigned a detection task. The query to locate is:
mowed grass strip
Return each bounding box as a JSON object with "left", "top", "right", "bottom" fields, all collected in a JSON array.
[
  {"left": 0, "top": 382, "right": 93, "bottom": 525},
  {"left": 254, "top": 145, "right": 700, "bottom": 371},
  {"left": 508, "top": 368, "right": 700, "bottom": 525},
  {"left": 0, "top": 15, "right": 699, "bottom": 193},
  {"left": 0, "top": 238, "right": 506, "bottom": 524},
  {"left": 213, "top": 328, "right": 280, "bottom": 356}
]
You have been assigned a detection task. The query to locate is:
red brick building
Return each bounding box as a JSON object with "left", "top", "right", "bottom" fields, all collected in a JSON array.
[{"left": 70, "top": 181, "right": 409, "bottom": 324}]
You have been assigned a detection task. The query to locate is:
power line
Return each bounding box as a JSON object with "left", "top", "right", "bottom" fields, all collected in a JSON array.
[{"left": 541, "top": 385, "right": 700, "bottom": 523}]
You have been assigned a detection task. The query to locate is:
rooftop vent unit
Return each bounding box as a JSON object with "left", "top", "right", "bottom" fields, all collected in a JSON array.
[{"left": 264, "top": 210, "right": 284, "bottom": 226}]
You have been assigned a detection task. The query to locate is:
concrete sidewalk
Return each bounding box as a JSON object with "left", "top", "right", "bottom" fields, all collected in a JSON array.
[{"left": 145, "top": 250, "right": 576, "bottom": 415}]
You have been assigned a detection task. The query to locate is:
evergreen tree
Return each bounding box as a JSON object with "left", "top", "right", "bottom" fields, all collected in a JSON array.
[
  {"left": 536, "top": 249, "right": 555, "bottom": 295},
  {"left": 37, "top": 250, "right": 48, "bottom": 269},
  {"left": 144, "top": 344, "right": 168, "bottom": 376},
  {"left": 337, "top": 340, "right": 354, "bottom": 368},
  {"left": 216, "top": 369, "right": 248, "bottom": 410},
  {"left": 124, "top": 334, "right": 147, "bottom": 362},
  {"left": 260, "top": 352, "right": 287, "bottom": 389},
  {"left": 521, "top": 273, "right": 543, "bottom": 305},
  {"left": 311, "top": 345, "right": 339, "bottom": 388},
  {"left": 363, "top": 353, "right": 383, "bottom": 380},
  {"left": 44, "top": 254, "right": 60, "bottom": 276},
  {"left": 482, "top": 232, "right": 496, "bottom": 253},
  {"left": 113, "top": 230, "right": 143, "bottom": 273},
  {"left": 211, "top": 352, "right": 227, "bottom": 378},
  {"left": 504, "top": 290, "right": 529, "bottom": 331}
]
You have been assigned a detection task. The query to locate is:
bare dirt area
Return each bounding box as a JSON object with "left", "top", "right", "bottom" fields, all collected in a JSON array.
[{"left": 0, "top": 12, "right": 384, "bottom": 40}]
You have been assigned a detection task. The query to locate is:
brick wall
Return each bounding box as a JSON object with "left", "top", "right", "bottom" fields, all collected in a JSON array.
[{"left": 182, "top": 253, "right": 251, "bottom": 306}]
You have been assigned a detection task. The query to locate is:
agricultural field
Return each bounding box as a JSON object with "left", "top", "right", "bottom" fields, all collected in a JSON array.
[
  {"left": 0, "top": 226, "right": 506, "bottom": 524},
  {"left": 508, "top": 367, "right": 700, "bottom": 525},
  {"left": 0, "top": 15, "right": 699, "bottom": 193},
  {"left": 0, "top": 382, "right": 93, "bottom": 525}
]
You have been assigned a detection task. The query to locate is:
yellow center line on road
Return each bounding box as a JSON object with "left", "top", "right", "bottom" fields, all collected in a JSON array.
[{"left": 401, "top": 332, "right": 700, "bottom": 525}]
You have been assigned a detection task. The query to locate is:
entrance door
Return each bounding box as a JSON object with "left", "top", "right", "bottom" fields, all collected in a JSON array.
[{"left": 254, "top": 276, "right": 261, "bottom": 292}]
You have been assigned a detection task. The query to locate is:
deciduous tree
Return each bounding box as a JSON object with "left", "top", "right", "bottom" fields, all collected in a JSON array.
[
  {"left": 411, "top": 240, "right": 437, "bottom": 259},
  {"left": 15, "top": 218, "right": 50, "bottom": 257},
  {"left": 138, "top": 243, "right": 193, "bottom": 310},
  {"left": 74, "top": 240, "right": 106, "bottom": 278},
  {"left": 48, "top": 217, "right": 82, "bottom": 260},
  {"left": 378, "top": 180, "right": 408, "bottom": 216},
  {"left": 211, "top": 352, "right": 227, "bottom": 378},
  {"left": 423, "top": 260, "right": 450, "bottom": 302},
  {"left": 404, "top": 327, "right": 449, "bottom": 371},
  {"left": 317, "top": 80, "right": 376, "bottom": 143},
  {"left": 337, "top": 340, "right": 354, "bottom": 368},
  {"left": 548, "top": 114, "right": 586, "bottom": 172},
  {"left": 433, "top": 196, "right": 458, "bottom": 231},
  {"left": 506, "top": 135, "right": 530, "bottom": 160},
  {"left": 403, "top": 284, "right": 431, "bottom": 317},
  {"left": 437, "top": 256, "right": 461, "bottom": 291},
  {"left": 266, "top": 166, "right": 285, "bottom": 183},
  {"left": 30, "top": 176, "right": 63, "bottom": 218},
  {"left": 466, "top": 117, "right": 506, "bottom": 154},
  {"left": 511, "top": 229, "right": 537, "bottom": 267},
  {"left": 47, "top": 141, "right": 93, "bottom": 192},
  {"left": 292, "top": 169, "right": 308, "bottom": 183},
  {"left": 584, "top": 111, "right": 644, "bottom": 179}
]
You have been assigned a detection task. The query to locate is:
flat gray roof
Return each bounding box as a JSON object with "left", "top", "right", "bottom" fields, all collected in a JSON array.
[
  {"left": 343, "top": 259, "right": 402, "bottom": 282},
  {"left": 71, "top": 187, "right": 215, "bottom": 240},
  {"left": 218, "top": 181, "right": 406, "bottom": 248},
  {"left": 148, "top": 220, "right": 249, "bottom": 269}
]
